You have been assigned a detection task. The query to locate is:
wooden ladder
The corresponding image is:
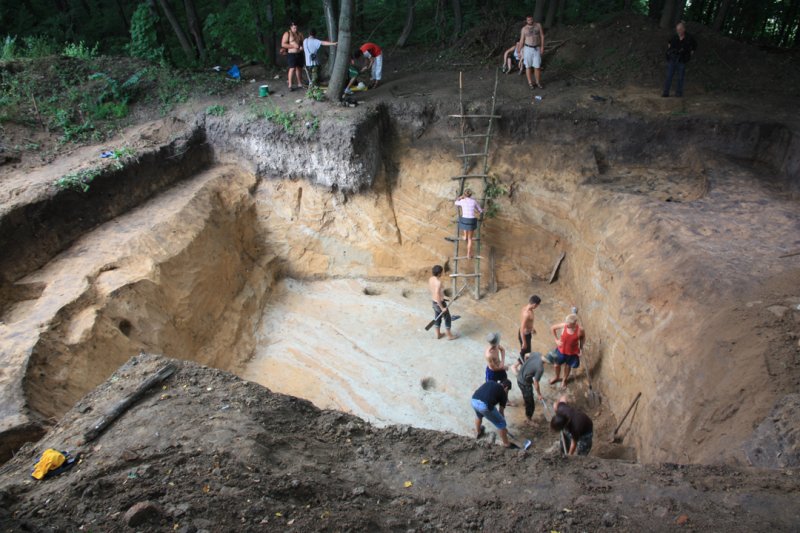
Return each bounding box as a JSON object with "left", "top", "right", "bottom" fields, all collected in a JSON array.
[{"left": 448, "top": 70, "right": 500, "bottom": 300}]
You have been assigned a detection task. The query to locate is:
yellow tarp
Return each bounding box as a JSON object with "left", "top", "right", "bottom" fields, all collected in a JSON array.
[{"left": 31, "top": 449, "right": 66, "bottom": 480}]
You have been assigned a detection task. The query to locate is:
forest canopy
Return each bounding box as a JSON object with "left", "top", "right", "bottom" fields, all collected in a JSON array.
[{"left": 1, "top": 0, "right": 798, "bottom": 67}]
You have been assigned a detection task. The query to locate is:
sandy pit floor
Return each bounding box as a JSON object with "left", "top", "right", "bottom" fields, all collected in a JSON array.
[{"left": 243, "top": 277, "right": 596, "bottom": 448}]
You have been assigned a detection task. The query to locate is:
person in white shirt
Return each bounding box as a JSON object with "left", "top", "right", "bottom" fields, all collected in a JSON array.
[
  {"left": 303, "top": 28, "right": 337, "bottom": 87},
  {"left": 454, "top": 189, "right": 483, "bottom": 259}
]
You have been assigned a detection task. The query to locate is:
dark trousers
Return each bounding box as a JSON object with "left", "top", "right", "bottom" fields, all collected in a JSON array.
[
  {"left": 432, "top": 301, "right": 451, "bottom": 329},
  {"left": 518, "top": 378, "right": 536, "bottom": 419},
  {"left": 517, "top": 331, "right": 532, "bottom": 364},
  {"left": 663, "top": 59, "right": 686, "bottom": 96}
]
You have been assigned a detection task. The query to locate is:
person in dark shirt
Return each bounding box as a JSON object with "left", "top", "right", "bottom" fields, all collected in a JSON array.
[
  {"left": 549, "top": 395, "right": 593, "bottom": 455},
  {"left": 662, "top": 21, "right": 697, "bottom": 97},
  {"left": 471, "top": 380, "right": 517, "bottom": 448}
]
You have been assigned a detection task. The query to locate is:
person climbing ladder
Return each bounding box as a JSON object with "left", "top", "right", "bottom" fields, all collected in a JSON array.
[{"left": 454, "top": 189, "right": 483, "bottom": 259}]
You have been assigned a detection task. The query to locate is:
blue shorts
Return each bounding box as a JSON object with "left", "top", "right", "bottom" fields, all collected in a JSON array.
[
  {"left": 546, "top": 348, "right": 580, "bottom": 368},
  {"left": 458, "top": 217, "right": 478, "bottom": 231},
  {"left": 485, "top": 367, "right": 508, "bottom": 383},
  {"left": 471, "top": 398, "right": 507, "bottom": 430}
]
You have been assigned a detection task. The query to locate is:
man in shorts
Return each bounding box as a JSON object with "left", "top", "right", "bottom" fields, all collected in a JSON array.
[
  {"left": 513, "top": 294, "right": 541, "bottom": 373},
  {"left": 550, "top": 395, "right": 593, "bottom": 455},
  {"left": 428, "top": 265, "right": 457, "bottom": 340},
  {"left": 484, "top": 332, "right": 508, "bottom": 383},
  {"left": 471, "top": 379, "right": 517, "bottom": 449},
  {"left": 517, "top": 351, "right": 545, "bottom": 424},
  {"left": 545, "top": 314, "right": 585, "bottom": 389},
  {"left": 352, "top": 42, "right": 383, "bottom": 88},
  {"left": 303, "top": 28, "right": 337, "bottom": 87},
  {"left": 516, "top": 15, "right": 545, "bottom": 90}
]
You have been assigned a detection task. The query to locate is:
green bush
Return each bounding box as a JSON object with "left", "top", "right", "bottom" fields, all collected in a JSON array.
[
  {"left": 23, "top": 36, "right": 58, "bottom": 57},
  {"left": 1, "top": 36, "right": 17, "bottom": 60},
  {"left": 252, "top": 104, "right": 297, "bottom": 133},
  {"left": 206, "top": 104, "right": 225, "bottom": 116},
  {"left": 63, "top": 41, "right": 99, "bottom": 59},
  {"left": 55, "top": 167, "right": 102, "bottom": 193},
  {"left": 127, "top": 3, "right": 166, "bottom": 64}
]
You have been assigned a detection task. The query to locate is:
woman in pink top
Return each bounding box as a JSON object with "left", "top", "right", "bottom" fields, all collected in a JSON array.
[{"left": 455, "top": 189, "right": 483, "bottom": 259}]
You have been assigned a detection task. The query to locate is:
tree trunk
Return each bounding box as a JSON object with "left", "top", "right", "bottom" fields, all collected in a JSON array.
[
  {"left": 711, "top": 0, "right": 733, "bottom": 32},
  {"left": 147, "top": 0, "right": 172, "bottom": 62},
  {"left": 545, "top": 0, "right": 558, "bottom": 28},
  {"left": 451, "top": 0, "right": 462, "bottom": 38},
  {"left": 624, "top": 0, "right": 633, "bottom": 11},
  {"left": 326, "top": 0, "right": 353, "bottom": 101},
  {"left": 265, "top": 0, "right": 276, "bottom": 65},
  {"left": 672, "top": 0, "right": 688, "bottom": 25},
  {"left": 114, "top": 0, "right": 130, "bottom": 32},
  {"left": 534, "top": 0, "right": 545, "bottom": 21},
  {"left": 557, "top": 0, "right": 567, "bottom": 25},
  {"left": 250, "top": 0, "right": 268, "bottom": 64},
  {"left": 649, "top": 0, "right": 664, "bottom": 19},
  {"left": 659, "top": 0, "right": 676, "bottom": 29},
  {"left": 322, "top": 0, "right": 338, "bottom": 77},
  {"left": 183, "top": 0, "right": 206, "bottom": 62},
  {"left": 396, "top": 0, "right": 414, "bottom": 47},
  {"left": 157, "top": 0, "right": 196, "bottom": 60}
]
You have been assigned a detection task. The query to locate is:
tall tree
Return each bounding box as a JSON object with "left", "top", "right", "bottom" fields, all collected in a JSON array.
[
  {"left": 659, "top": 0, "right": 677, "bottom": 28},
  {"left": 251, "top": 0, "right": 274, "bottom": 66},
  {"left": 322, "top": 0, "right": 338, "bottom": 77},
  {"left": 157, "top": 0, "right": 196, "bottom": 61},
  {"left": 451, "top": 0, "right": 462, "bottom": 38},
  {"left": 711, "top": 0, "right": 733, "bottom": 31},
  {"left": 396, "top": 0, "right": 414, "bottom": 47},
  {"left": 673, "top": 0, "right": 688, "bottom": 25},
  {"left": 326, "top": 0, "right": 353, "bottom": 101},
  {"left": 545, "top": 0, "right": 558, "bottom": 28},
  {"left": 534, "top": 0, "right": 546, "bottom": 20},
  {"left": 557, "top": 0, "right": 567, "bottom": 25},
  {"left": 183, "top": 0, "right": 206, "bottom": 61}
]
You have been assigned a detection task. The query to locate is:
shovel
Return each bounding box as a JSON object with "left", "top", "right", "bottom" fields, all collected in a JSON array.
[
  {"left": 581, "top": 344, "right": 601, "bottom": 407},
  {"left": 540, "top": 397, "right": 568, "bottom": 456},
  {"left": 611, "top": 392, "right": 642, "bottom": 444},
  {"left": 424, "top": 283, "right": 468, "bottom": 331}
]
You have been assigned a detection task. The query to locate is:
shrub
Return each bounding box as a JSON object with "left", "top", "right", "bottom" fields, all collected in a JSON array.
[
  {"left": 127, "top": 3, "right": 166, "bottom": 64},
  {"left": 23, "top": 36, "right": 58, "bottom": 57},
  {"left": 1, "top": 36, "right": 16, "bottom": 60},
  {"left": 63, "top": 41, "right": 99, "bottom": 59},
  {"left": 205, "top": 104, "right": 225, "bottom": 116}
]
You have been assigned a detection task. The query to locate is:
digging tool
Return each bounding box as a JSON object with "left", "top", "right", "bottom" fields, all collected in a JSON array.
[
  {"left": 424, "top": 283, "right": 468, "bottom": 331},
  {"left": 540, "top": 396, "right": 568, "bottom": 456},
  {"left": 581, "top": 345, "right": 600, "bottom": 407},
  {"left": 611, "top": 392, "right": 642, "bottom": 444}
]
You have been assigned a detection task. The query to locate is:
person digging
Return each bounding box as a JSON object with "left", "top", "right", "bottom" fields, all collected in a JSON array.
[
  {"left": 517, "top": 350, "right": 545, "bottom": 425},
  {"left": 545, "top": 313, "right": 585, "bottom": 389},
  {"left": 550, "top": 394, "right": 593, "bottom": 456},
  {"left": 471, "top": 379, "right": 518, "bottom": 449}
]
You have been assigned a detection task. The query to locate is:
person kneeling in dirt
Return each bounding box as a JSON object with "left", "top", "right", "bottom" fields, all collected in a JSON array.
[
  {"left": 472, "top": 379, "right": 517, "bottom": 449},
  {"left": 550, "top": 395, "right": 593, "bottom": 456},
  {"left": 428, "top": 265, "right": 457, "bottom": 340},
  {"left": 502, "top": 44, "right": 523, "bottom": 74},
  {"left": 545, "top": 313, "right": 584, "bottom": 389},
  {"left": 517, "top": 351, "right": 545, "bottom": 424}
]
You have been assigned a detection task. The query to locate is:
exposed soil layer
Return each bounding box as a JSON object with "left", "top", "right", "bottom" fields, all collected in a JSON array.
[{"left": 1, "top": 354, "right": 799, "bottom": 532}]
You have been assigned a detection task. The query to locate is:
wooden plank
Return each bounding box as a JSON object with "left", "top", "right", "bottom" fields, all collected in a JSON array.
[
  {"left": 453, "top": 134, "right": 493, "bottom": 139},
  {"left": 548, "top": 252, "right": 566, "bottom": 284},
  {"left": 448, "top": 114, "right": 502, "bottom": 118},
  {"left": 445, "top": 236, "right": 480, "bottom": 242},
  {"left": 451, "top": 174, "right": 488, "bottom": 180},
  {"left": 450, "top": 273, "right": 481, "bottom": 278},
  {"left": 488, "top": 247, "right": 497, "bottom": 293},
  {"left": 83, "top": 363, "right": 177, "bottom": 443},
  {"left": 779, "top": 250, "right": 800, "bottom": 258},
  {"left": 452, "top": 255, "right": 483, "bottom": 260},
  {"left": 456, "top": 153, "right": 489, "bottom": 158}
]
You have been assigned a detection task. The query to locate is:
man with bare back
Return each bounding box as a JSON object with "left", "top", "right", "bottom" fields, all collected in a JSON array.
[
  {"left": 484, "top": 332, "right": 508, "bottom": 383},
  {"left": 516, "top": 15, "right": 545, "bottom": 90},
  {"left": 515, "top": 295, "right": 541, "bottom": 369},
  {"left": 428, "top": 265, "right": 457, "bottom": 340}
]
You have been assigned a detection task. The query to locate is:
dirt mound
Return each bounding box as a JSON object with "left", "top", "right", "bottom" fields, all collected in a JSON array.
[{"left": 0, "top": 354, "right": 798, "bottom": 531}]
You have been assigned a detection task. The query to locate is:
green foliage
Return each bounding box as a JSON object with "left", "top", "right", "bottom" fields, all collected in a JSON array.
[
  {"left": 203, "top": 1, "right": 263, "bottom": 63},
  {"left": 127, "top": 3, "right": 166, "bottom": 64},
  {"left": 55, "top": 167, "right": 102, "bottom": 193},
  {"left": 251, "top": 103, "right": 297, "bottom": 133},
  {"left": 89, "top": 69, "right": 147, "bottom": 105},
  {"left": 63, "top": 41, "right": 99, "bottom": 59},
  {"left": 1, "top": 36, "right": 17, "bottom": 60},
  {"left": 23, "top": 36, "right": 58, "bottom": 57},
  {"left": 483, "top": 176, "right": 508, "bottom": 219},
  {"left": 306, "top": 86, "right": 325, "bottom": 102},
  {"left": 206, "top": 104, "right": 225, "bottom": 116},
  {"left": 304, "top": 112, "right": 319, "bottom": 134},
  {"left": 54, "top": 147, "right": 136, "bottom": 193}
]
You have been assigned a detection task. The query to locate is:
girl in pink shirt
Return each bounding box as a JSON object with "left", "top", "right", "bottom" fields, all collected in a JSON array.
[{"left": 455, "top": 189, "right": 483, "bottom": 259}]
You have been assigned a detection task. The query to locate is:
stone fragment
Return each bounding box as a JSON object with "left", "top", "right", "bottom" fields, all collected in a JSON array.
[
  {"left": 675, "top": 514, "right": 689, "bottom": 525},
  {"left": 768, "top": 305, "right": 789, "bottom": 318},
  {"left": 123, "top": 500, "right": 163, "bottom": 527}
]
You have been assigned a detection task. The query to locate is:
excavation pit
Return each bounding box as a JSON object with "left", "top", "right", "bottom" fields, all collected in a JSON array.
[{"left": 0, "top": 104, "right": 798, "bottom": 469}]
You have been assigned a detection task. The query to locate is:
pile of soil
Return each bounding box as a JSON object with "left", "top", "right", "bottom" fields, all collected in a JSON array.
[{"left": 0, "top": 354, "right": 798, "bottom": 531}]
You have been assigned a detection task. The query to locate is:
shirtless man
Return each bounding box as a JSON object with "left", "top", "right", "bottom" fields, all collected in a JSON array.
[
  {"left": 428, "top": 265, "right": 457, "bottom": 340},
  {"left": 513, "top": 295, "right": 541, "bottom": 373},
  {"left": 516, "top": 15, "right": 545, "bottom": 90},
  {"left": 484, "top": 332, "right": 508, "bottom": 383}
]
